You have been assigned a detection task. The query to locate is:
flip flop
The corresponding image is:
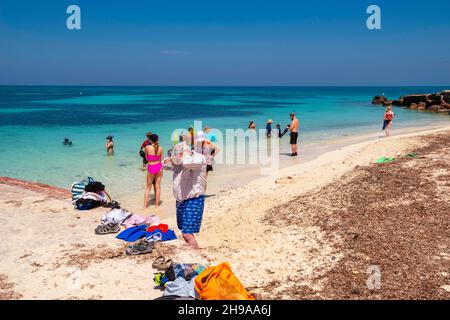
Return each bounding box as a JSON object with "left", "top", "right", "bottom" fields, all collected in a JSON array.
[{"left": 152, "top": 256, "right": 173, "bottom": 270}]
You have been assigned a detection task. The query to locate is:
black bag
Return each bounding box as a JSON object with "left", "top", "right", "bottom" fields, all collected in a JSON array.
[
  {"left": 75, "top": 198, "right": 102, "bottom": 210},
  {"left": 84, "top": 181, "right": 105, "bottom": 193}
]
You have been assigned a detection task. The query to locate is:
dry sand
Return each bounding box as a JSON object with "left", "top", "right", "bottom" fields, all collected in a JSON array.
[{"left": 1, "top": 125, "right": 450, "bottom": 299}]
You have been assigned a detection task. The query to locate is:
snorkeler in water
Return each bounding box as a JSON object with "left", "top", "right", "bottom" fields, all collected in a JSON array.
[{"left": 63, "top": 137, "right": 72, "bottom": 146}]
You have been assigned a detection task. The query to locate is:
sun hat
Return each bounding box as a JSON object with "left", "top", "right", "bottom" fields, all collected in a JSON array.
[
  {"left": 196, "top": 130, "right": 205, "bottom": 142},
  {"left": 267, "top": 119, "right": 273, "bottom": 124}
]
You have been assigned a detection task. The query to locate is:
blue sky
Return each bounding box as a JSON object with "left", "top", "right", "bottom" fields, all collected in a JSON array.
[{"left": 0, "top": 0, "right": 449, "bottom": 86}]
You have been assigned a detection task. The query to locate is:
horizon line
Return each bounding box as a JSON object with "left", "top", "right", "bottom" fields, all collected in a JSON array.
[{"left": 0, "top": 84, "right": 449, "bottom": 88}]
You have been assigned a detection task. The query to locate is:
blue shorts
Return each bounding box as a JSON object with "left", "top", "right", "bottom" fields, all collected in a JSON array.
[{"left": 176, "top": 196, "right": 205, "bottom": 234}]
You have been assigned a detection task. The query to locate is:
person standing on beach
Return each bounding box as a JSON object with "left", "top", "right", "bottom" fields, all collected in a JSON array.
[
  {"left": 289, "top": 113, "right": 299, "bottom": 156},
  {"left": 163, "top": 132, "right": 207, "bottom": 250},
  {"left": 194, "top": 130, "right": 220, "bottom": 176},
  {"left": 139, "top": 132, "right": 152, "bottom": 168},
  {"left": 266, "top": 119, "right": 273, "bottom": 137},
  {"left": 144, "top": 134, "right": 163, "bottom": 209},
  {"left": 383, "top": 105, "right": 395, "bottom": 137},
  {"left": 105, "top": 136, "right": 114, "bottom": 155}
]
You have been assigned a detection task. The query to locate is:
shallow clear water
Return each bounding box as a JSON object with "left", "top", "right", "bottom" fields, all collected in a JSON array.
[{"left": 0, "top": 86, "right": 449, "bottom": 198}]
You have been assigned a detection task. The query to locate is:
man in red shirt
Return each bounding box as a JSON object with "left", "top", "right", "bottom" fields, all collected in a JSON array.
[{"left": 139, "top": 132, "right": 152, "bottom": 167}]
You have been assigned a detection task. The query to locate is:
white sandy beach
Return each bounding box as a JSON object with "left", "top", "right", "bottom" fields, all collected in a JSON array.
[{"left": 1, "top": 124, "right": 450, "bottom": 299}]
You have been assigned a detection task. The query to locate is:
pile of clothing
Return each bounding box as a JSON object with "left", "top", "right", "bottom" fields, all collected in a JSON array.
[
  {"left": 153, "top": 261, "right": 255, "bottom": 300},
  {"left": 153, "top": 260, "right": 206, "bottom": 300},
  {"left": 94, "top": 208, "right": 160, "bottom": 236},
  {"left": 117, "top": 223, "right": 177, "bottom": 255},
  {"left": 71, "top": 178, "right": 112, "bottom": 211}
]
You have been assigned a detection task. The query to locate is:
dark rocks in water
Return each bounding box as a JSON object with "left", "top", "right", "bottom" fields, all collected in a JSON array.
[
  {"left": 374, "top": 89, "right": 450, "bottom": 115},
  {"left": 417, "top": 102, "right": 427, "bottom": 111},
  {"left": 428, "top": 105, "right": 440, "bottom": 112},
  {"left": 402, "top": 94, "right": 429, "bottom": 106},
  {"left": 372, "top": 95, "right": 390, "bottom": 105}
]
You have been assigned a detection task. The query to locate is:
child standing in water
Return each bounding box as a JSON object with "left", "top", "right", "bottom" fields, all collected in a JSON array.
[
  {"left": 383, "top": 105, "right": 395, "bottom": 137},
  {"left": 105, "top": 136, "right": 114, "bottom": 155}
]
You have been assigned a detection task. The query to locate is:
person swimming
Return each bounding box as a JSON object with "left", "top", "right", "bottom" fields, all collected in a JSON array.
[{"left": 63, "top": 137, "right": 72, "bottom": 146}]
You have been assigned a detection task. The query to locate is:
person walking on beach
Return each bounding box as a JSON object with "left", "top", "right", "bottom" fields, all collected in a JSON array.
[
  {"left": 144, "top": 134, "right": 163, "bottom": 209},
  {"left": 194, "top": 130, "right": 220, "bottom": 176},
  {"left": 383, "top": 105, "right": 395, "bottom": 137},
  {"left": 163, "top": 132, "right": 207, "bottom": 250},
  {"left": 289, "top": 113, "right": 299, "bottom": 156},
  {"left": 139, "top": 132, "right": 152, "bottom": 168},
  {"left": 105, "top": 136, "right": 114, "bottom": 155}
]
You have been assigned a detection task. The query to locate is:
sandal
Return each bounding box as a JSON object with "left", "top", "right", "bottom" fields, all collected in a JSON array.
[
  {"left": 103, "top": 200, "right": 121, "bottom": 209},
  {"left": 125, "top": 240, "right": 154, "bottom": 255},
  {"left": 95, "top": 223, "right": 120, "bottom": 235},
  {"left": 152, "top": 256, "right": 173, "bottom": 270}
]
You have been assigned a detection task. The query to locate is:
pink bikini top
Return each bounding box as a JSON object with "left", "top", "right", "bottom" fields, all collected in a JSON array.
[{"left": 146, "top": 154, "right": 161, "bottom": 162}]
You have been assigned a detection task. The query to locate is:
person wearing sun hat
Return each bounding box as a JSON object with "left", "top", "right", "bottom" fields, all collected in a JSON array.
[
  {"left": 266, "top": 119, "right": 273, "bottom": 137},
  {"left": 163, "top": 131, "right": 207, "bottom": 249},
  {"left": 194, "top": 130, "right": 220, "bottom": 176}
]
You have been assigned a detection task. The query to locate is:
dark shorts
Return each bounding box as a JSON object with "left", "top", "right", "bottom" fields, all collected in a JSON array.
[
  {"left": 176, "top": 196, "right": 205, "bottom": 234},
  {"left": 140, "top": 150, "right": 148, "bottom": 164},
  {"left": 382, "top": 120, "right": 392, "bottom": 130},
  {"left": 206, "top": 165, "right": 213, "bottom": 172},
  {"left": 290, "top": 132, "right": 298, "bottom": 145}
]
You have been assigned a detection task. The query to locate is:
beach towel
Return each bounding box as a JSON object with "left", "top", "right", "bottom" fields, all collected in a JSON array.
[
  {"left": 122, "top": 214, "right": 160, "bottom": 229},
  {"left": 101, "top": 208, "right": 132, "bottom": 225},
  {"left": 145, "top": 229, "right": 177, "bottom": 242},
  {"left": 163, "top": 276, "right": 197, "bottom": 298},
  {"left": 116, "top": 225, "right": 147, "bottom": 242},
  {"left": 71, "top": 176, "right": 94, "bottom": 201},
  {"left": 375, "top": 157, "right": 395, "bottom": 164},
  {"left": 194, "top": 262, "right": 255, "bottom": 300}
]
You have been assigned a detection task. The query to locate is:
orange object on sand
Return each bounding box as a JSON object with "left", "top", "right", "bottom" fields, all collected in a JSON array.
[{"left": 194, "top": 262, "right": 255, "bottom": 300}]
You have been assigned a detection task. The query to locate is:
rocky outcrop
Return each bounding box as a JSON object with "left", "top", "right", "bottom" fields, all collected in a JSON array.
[
  {"left": 372, "top": 90, "right": 450, "bottom": 115},
  {"left": 372, "top": 95, "right": 390, "bottom": 105}
]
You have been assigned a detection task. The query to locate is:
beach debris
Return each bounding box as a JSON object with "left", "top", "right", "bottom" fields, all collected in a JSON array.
[
  {"left": 275, "top": 176, "right": 295, "bottom": 184},
  {"left": 440, "top": 285, "right": 450, "bottom": 292}
]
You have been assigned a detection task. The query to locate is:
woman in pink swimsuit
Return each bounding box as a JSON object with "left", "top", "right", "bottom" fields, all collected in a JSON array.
[{"left": 144, "top": 134, "right": 163, "bottom": 209}]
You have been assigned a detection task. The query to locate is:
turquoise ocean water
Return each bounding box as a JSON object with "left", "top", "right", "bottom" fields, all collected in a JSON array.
[{"left": 0, "top": 86, "right": 449, "bottom": 198}]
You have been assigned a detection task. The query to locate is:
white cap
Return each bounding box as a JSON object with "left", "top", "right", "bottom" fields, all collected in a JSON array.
[{"left": 196, "top": 130, "right": 205, "bottom": 142}]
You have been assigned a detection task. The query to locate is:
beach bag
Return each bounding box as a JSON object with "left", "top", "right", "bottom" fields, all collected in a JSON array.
[
  {"left": 84, "top": 181, "right": 105, "bottom": 193},
  {"left": 194, "top": 263, "right": 255, "bottom": 300},
  {"left": 75, "top": 198, "right": 102, "bottom": 211},
  {"left": 71, "top": 177, "right": 94, "bottom": 201}
]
